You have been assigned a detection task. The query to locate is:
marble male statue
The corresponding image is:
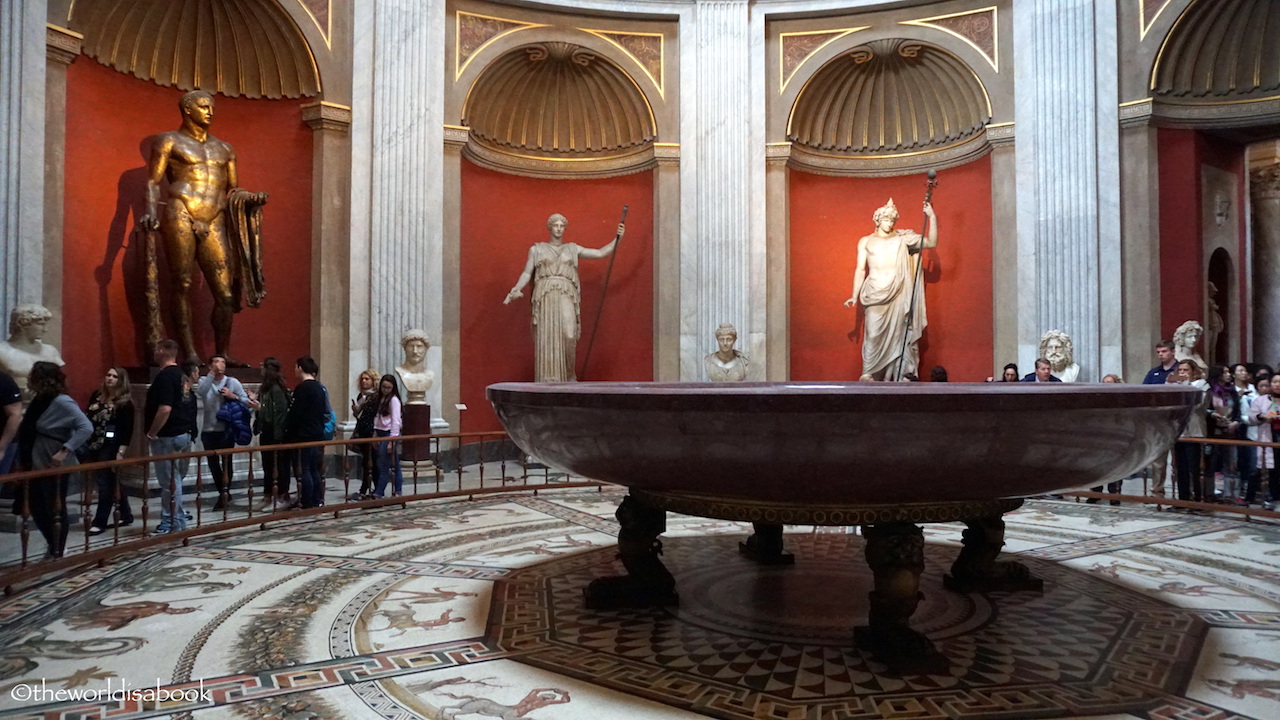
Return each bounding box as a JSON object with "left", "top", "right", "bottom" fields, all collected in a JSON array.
[
  {"left": 704, "top": 323, "right": 749, "bottom": 382},
  {"left": 141, "top": 89, "right": 268, "bottom": 363},
  {"left": 844, "top": 198, "right": 938, "bottom": 380},
  {"left": 0, "top": 305, "right": 64, "bottom": 396},
  {"left": 395, "top": 329, "right": 434, "bottom": 405},
  {"left": 1038, "top": 330, "right": 1079, "bottom": 383},
  {"left": 1173, "top": 320, "right": 1207, "bottom": 372},
  {"left": 503, "top": 213, "right": 625, "bottom": 382}
]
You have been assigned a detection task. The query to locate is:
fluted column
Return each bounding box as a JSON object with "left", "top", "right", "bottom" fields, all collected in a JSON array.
[
  {"left": 43, "top": 24, "right": 81, "bottom": 345},
  {"left": 1013, "top": 0, "right": 1122, "bottom": 380},
  {"left": 0, "top": 0, "right": 46, "bottom": 314},
  {"left": 350, "top": 0, "right": 447, "bottom": 425},
  {"left": 680, "top": 0, "right": 766, "bottom": 379},
  {"left": 1252, "top": 166, "right": 1280, "bottom": 367}
]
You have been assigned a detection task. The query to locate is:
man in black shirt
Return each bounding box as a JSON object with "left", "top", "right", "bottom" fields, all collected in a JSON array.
[
  {"left": 0, "top": 370, "right": 21, "bottom": 474},
  {"left": 145, "top": 340, "right": 193, "bottom": 533},
  {"left": 284, "top": 356, "right": 329, "bottom": 508}
]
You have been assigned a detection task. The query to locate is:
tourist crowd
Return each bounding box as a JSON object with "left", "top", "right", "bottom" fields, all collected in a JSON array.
[{"left": 0, "top": 339, "right": 411, "bottom": 560}]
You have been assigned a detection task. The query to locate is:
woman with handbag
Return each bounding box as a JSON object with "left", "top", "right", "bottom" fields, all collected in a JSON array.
[
  {"left": 348, "top": 368, "right": 379, "bottom": 500},
  {"left": 85, "top": 366, "right": 135, "bottom": 533},
  {"left": 16, "top": 362, "right": 92, "bottom": 559}
]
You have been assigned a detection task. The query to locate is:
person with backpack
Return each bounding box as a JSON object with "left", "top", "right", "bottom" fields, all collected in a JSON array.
[
  {"left": 196, "top": 355, "right": 247, "bottom": 510},
  {"left": 248, "top": 357, "right": 291, "bottom": 510}
]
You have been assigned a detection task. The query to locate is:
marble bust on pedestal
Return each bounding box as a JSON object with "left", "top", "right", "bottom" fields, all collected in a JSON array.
[
  {"left": 395, "top": 329, "right": 434, "bottom": 405},
  {"left": 1173, "top": 320, "right": 1207, "bottom": 372},
  {"left": 704, "top": 323, "right": 749, "bottom": 382},
  {"left": 0, "top": 304, "right": 64, "bottom": 395},
  {"left": 1038, "top": 329, "right": 1079, "bottom": 383}
]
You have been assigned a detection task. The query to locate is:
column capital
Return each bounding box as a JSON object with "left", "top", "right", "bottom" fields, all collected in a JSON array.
[
  {"left": 46, "top": 24, "right": 82, "bottom": 65},
  {"left": 654, "top": 142, "right": 680, "bottom": 166},
  {"left": 1118, "top": 98, "right": 1153, "bottom": 129},
  {"left": 986, "top": 122, "right": 1015, "bottom": 148},
  {"left": 443, "top": 124, "right": 469, "bottom": 149},
  {"left": 1251, "top": 165, "right": 1280, "bottom": 200},
  {"left": 301, "top": 101, "right": 352, "bottom": 132},
  {"left": 765, "top": 142, "right": 790, "bottom": 166}
]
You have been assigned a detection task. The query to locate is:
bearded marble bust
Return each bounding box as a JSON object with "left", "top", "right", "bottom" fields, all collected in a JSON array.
[
  {"left": 1038, "top": 329, "right": 1079, "bottom": 383},
  {"left": 1172, "top": 320, "right": 1207, "bottom": 371},
  {"left": 0, "top": 304, "right": 64, "bottom": 396}
]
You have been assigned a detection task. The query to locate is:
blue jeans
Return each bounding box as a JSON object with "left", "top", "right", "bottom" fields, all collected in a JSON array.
[
  {"left": 298, "top": 446, "right": 324, "bottom": 508},
  {"left": 374, "top": 430, "right": 403, "bottom": 497},
  {"left": 151, "top": 434, "right": 192, "bottom": 531},
  {"left": 0, "top": 442, "right": 16, "bottom": 475}
]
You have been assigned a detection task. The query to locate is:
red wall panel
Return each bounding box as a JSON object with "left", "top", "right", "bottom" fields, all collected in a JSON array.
[
  {"left": 62, "top": 59, "right": 313, "bottom": 402},
  {"left": 789, "top": 157, "right": 993, "bottom": 381},
  {"left": 460, "top": 160, "right": 654, "bottom": 432},
  {"left": 1156, "top": 128, "right": 1202, "bottom": 337}
]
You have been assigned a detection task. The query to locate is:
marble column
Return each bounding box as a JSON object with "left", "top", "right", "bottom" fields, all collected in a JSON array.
[
  {"left": 301, "top": 101, "right": 353, "bottom": 415},
  {"left": 987, "top": 125, "right": 1017, "bottom": 376},
  {"left": 680, "top": 0, "right": 767, "bottom": 380},
  {"left": 764, "top": 142, "right": 790, "bottom": 381},
  {"left": 1012, "top": 0, "right": 1122, "bottom": 380},
  {"left": 1119, "top": 102, "right": 1162, "bottom": 380},
  {"left": 349, "top": 0, "right": 447, "bottom": 427},
  {"left": 43, "top": 24, "right": 80, "bottom": 345},
  {"left": 653, "top": 143, "right": 681, "bottom": 382},
  {"left": 441, "top": 126, "right": 466, "bottom": 432},
  {"left": 0, "top": 0, "right": 47, "bottom": 313},
  {"left": 1251, "top": 166, "right": 1280, "bottom": 367}
]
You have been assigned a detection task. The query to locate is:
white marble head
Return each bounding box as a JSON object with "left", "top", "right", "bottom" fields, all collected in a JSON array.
[
  {"left": 1038, "top": 329, "right": 1074, "bottom": 371},
  {"left": 8, "top": 304, "right": 52, "bottom": 341},
  {"left": 1173, "top": 320, "right": 1203, "bottom": 350},
  {"left": 400, "top": 329, "right": 430, "bottom": 366},
  {"left": 872, "top": 198, "right": 899, "bottom": 226}
]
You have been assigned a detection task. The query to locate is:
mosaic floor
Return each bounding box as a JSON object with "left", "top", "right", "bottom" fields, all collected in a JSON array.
[{"left": 0, "top": 488, "right": 1277, "bottom": 720}]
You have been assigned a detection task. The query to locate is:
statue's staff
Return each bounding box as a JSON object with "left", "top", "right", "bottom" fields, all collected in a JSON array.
[
  {"left": 579, "top": 204, "right": 629, "bottom": 380},
  {"left": 894, "top": 170, "right": 938, "bottom": 380},
  {"left": 138, "top": 223, "right": 164, "bottom": 352}
]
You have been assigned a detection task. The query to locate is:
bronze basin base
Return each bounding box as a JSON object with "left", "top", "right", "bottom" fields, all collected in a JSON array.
[{"left": 585, "top": 490, "right": 1043, "bottom": 675}]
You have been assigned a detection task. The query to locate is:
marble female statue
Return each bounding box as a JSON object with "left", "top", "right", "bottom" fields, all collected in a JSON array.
[
  {"left": 503, "top": 214, "right": 625, "bottom": 382},
  {"left": 704, "top": 323, "right": 749, "bottom": 382},
  {"left": 1173, "top": 320, "right": 1207, "bottom": 372},
  {"left": 394, "top": 329, "right": 434, "bottom": 405},
  {"left": 0, "top": 305, "right": 64, "bottom": 396},
  {"left": 844, "top": 198, "right": 938, "bottom": 380}
]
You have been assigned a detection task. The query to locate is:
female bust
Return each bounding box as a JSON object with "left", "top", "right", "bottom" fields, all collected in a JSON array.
[{"left": 703, "top": 323, "right": 749, "bottom": 382}]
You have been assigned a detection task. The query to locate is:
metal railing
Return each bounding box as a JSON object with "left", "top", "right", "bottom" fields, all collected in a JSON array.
[
  {"left": 0, "top": 430, "right": 603, "bottom": 592},
  {"left": 1064, "top": 435, "right": 1280, "bottom": 520}
]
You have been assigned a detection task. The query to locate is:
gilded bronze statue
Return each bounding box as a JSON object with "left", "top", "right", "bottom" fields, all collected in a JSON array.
[{"left": 140, "top": 90, "right": 268, "bottom": 364}]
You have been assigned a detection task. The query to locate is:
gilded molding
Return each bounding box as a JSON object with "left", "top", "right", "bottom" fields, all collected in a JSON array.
[
  {"left": 297, "top": 0, "right": 331, "bottom": 48},
  {"left": 455, "top": 10, "right": 546, "bottom": 81},
  {"left": 46, "top": 24, "right": 82, "bottom": 65},
  {"left": 653, "top": 142, "right": 680, "bottom": 165},
  {"left": 462, "top": 139, "right": 656, "bottom": 179},
  {"left": 1139, "top": 0, "right": 1173, "bottom": 40},
  {"left": 986, "top": 122, "right": 1015, "bottom": 146},
  {"left": 579, "top": 29, "right": 664, "bottom": 97},
  {"left": 900, "top": 6, "right": 999, "bottom": 72},
  {"left": 778, "top": 27, "right": 868, "bottom": 93},
  {"left": 787, "top": 130, "right": 993, "bottom": 178},
  {"left": 1151, "top": 96, "right": 1280, "bottom": 129},
  {"left": 765, "top": 141, "right": 792, "bottom": 164},
  {"left": 631, "top": 488, "right": 1024, "bottom": 526},
  {"left": 300, "top": 101, "right": 351, "bottom": 132}
]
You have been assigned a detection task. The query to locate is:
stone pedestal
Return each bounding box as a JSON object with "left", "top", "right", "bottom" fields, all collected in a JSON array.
[{"left": 402, "top": 403, "right": 433, "bottom": 461}]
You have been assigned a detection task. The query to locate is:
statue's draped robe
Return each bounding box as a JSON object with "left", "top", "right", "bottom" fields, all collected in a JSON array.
[
  {"left": 226, "top": 189, "right": 267, "bottom": 311},
  {"left": 859, "top": 229, "right": 925, "bottom": 380},
  {"left": 530, "top": 242, "right": 581, "bottom": 382}
]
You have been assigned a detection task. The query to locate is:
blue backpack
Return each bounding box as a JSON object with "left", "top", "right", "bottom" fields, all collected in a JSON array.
[
  {"left": 216, "top": 400, "right": 253, "bottom": 446},
  {"left": 321, "top": 385, "right": 336, "bottom": 441}
]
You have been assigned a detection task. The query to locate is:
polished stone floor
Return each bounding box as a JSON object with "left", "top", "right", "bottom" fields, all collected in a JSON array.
[{"left": 0, "top": 488, "right": 1277, "bottom": 720}]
